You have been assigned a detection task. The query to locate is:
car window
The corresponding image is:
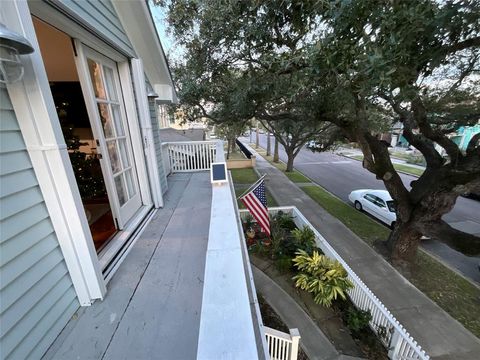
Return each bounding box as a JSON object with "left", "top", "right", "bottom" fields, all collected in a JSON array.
[
  {"left": 374, "top": 197, "right": 386, "bottom": 208},
  {"left": 387, "top": 201, "right": 396, "bottom": 213},
  {"left": 364, "top": 194, "right": 375, "bottom": 203}
]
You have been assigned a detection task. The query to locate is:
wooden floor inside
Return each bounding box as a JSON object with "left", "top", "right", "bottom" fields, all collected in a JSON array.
[{"left": 43, "top": 173, "right": 212, "bottom": 360}]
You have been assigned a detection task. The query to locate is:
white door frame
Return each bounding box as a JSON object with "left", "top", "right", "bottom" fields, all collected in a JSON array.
[
  {"left": 73, "top": 42, "right": 146, "bottom": 228},
  {"left": 2, "top": 0, "right": 106, "bottom": 306}
]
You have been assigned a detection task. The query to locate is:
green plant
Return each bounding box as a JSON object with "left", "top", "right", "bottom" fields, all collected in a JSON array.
[
  {"left": 293, "top": 250, "right": 353, "bottom": 307},
  {"left": 345, "top": 307, "right": 372, "bottom": 332},
  {"left": 291, "top": 226, "right": 316, "bottom": 254},
  {"left": 274, "top": 256, "right": 292, "bottom": 273}
]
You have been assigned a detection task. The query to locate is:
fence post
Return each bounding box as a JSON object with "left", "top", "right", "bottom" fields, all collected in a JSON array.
[
  {"left": 289, "top": 328, "right": 301, "bottom": 360},
  {"left": 388, "top": 327, "right": 402, "bottom": 359}
]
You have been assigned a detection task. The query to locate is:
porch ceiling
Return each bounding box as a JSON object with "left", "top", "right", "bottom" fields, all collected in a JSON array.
[{"left": 43, "top": 173, "right": 211, "bottom": 360}]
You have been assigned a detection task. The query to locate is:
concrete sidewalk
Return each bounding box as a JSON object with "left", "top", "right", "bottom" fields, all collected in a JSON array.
[{"left": 243, "top": 142, "right": 480, "bottom": 360}]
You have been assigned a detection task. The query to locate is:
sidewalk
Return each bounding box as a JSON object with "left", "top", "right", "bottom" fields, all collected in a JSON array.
[{"left": 243, "top": 142, "right": 480, "bottom": 360}]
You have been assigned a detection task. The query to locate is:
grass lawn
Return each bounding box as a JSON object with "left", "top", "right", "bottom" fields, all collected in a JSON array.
[
  {"left": 302, "top": 185, "right": 480, "bottom": 338},
  {"left": 230, "top": 168, "right": 258, "bottom": 184},
  {"left": 347, "top": 155, "right": 424, "bottom": 177},
  {"left": 393, "top": 163, "right": 424, "bottom": 177}
]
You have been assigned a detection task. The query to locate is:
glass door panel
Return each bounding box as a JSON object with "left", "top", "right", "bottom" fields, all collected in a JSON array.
[{"left": 80, "top": 47, "right": 142, "bottom": 229}]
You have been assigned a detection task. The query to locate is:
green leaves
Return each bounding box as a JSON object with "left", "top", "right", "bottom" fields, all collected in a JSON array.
[{"left": 292, "top": 250, "right": 353, "bottom": 307}]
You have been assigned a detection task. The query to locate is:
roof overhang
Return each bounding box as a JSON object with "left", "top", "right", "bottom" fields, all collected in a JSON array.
[{"left": 112, "top": 0, "right": 178, "bottom": 104}]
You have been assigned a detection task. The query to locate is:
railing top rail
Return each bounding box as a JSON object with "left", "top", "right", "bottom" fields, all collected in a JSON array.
[
  {"left": 264, "top": 326, "right": 292, "bottom": 341},
  {"left": 162, "top": 140, "right": 218, "bottom": 145}
]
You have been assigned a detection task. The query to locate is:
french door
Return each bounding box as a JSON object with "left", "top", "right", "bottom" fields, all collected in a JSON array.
[{"left": 75, "top": 43, "right": 142, "bottom": 229}]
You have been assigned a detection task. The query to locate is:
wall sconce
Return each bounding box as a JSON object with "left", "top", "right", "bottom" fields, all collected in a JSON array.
[{"left": 0, "top": 22, "right": 34, "bottom": 85}]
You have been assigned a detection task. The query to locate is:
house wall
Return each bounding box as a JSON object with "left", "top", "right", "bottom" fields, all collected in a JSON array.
[
  {"left": 149, "top": 98, "right": 168, "bottom": 194},
  {"left": 0, "top": 88, "right": 79, "bottom": 359},
  {"left": 43, "top": 0, "right": 135, "bottom": 56}
]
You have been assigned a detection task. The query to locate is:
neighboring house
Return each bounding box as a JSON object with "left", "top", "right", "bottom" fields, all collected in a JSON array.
[
  {"left": 0, "top": 1, "right": 177, "bottom": 358},
  {"left": 448, "top": 123, "right": 480, "bottom": 151}
]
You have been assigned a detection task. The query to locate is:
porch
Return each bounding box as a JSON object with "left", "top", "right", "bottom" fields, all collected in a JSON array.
[{"left": 43, "top": 172, "right": 212, "bottom": 359}]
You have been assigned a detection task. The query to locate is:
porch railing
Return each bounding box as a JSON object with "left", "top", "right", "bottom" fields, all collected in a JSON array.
[
  {"left": 264, "top": 327, "right": 300, "bottom": 360},
  {"left": 162, "top": 141, "right": 217, "bottom": 173},
  {"left": 240, "top": 207, "right": 430, "bottom": 360}
]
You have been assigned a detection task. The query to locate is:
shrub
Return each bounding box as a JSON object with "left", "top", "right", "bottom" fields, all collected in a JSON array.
[
  {"left": 405, "top": 154, "right": 426, "bottom": 166},
  {"left": 345, "top": 307, "right": 372, "bottom": 332},
  {"left": 293, "top": 250, "right": 354, "bottom": 307},
  {"left": 291, "top": 226, "right": 316, "bottom": 254},
  {"left": 275, "top": 256, "right": 293, "bottom": 273}
]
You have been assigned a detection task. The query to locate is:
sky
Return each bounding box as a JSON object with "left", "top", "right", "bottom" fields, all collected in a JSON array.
[{"left": 148, "top": 0, "right": 183, "bottom": 62}]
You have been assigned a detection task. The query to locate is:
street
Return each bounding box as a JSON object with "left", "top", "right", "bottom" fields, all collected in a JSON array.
[{"left": 245, "top": 134, "right": 480, "bottom": 283}]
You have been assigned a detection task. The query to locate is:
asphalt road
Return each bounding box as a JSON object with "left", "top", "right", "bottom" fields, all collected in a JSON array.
[{"left": 245, "top": 133, "right": 480, "bottom": 283}]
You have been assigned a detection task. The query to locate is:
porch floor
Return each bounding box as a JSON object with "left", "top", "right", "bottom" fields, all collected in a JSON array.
[{"left": 43, "top": 173, "right": 212, "bottom": 360}]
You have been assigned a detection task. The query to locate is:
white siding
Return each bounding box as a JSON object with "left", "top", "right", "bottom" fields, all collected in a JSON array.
[
  {"left": 149, "top": 98, "right": 168, "bottom": 194},
  {"left": 0, "top": 88, "right": 79, "bottom": 359}
]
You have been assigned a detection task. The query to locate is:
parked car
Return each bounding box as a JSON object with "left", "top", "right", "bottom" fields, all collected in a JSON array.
[{"left": 348, "top": 189, "right": 397, "bottom": 228}]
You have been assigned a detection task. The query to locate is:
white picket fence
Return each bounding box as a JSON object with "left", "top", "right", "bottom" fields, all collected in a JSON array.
[
  {"left": 239, "top": 206, "right": 430, "bottom": 360},
  {"left": 162, "top": 141, "right": 217, "bottom": 173},
  {"left": 264, "top": 326, "right": 300, "bottom": 360}
]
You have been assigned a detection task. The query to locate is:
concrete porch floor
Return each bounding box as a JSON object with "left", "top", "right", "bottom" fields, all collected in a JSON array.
[{"left": 43, "top": 173, "right": 212, "bottom": 360}]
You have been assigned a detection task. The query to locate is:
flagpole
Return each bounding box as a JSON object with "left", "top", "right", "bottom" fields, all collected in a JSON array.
[{"left": 237, "top": 174, "right": 267, "bottom": 199}]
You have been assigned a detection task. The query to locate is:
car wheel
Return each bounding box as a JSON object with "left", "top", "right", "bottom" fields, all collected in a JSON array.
[{"left": 354, "top": 201, "right": 362, "bottom": 211}]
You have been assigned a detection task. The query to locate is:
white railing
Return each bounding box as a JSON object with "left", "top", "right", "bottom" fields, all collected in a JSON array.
[
  {"left": 162, "top": 141, "right": 217, "bottom": 173},
  {"left": 240, "top": 207, "right": 430, "bottom": 360},
  {"left": 264, "top": 327, "right": 300, "bottom": 360}
]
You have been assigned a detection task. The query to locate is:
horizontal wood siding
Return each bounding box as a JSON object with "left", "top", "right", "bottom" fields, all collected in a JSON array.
[
  {"left": 49, "top": 0, "right": 135, "bottom": 56},
  {"left": 0, "top": 88, "right": 79, "bottom": 359},
  {"left": 149, "top": 97, "right": 168, "bottom": 194}
]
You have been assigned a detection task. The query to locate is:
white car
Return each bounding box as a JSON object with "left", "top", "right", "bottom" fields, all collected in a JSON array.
[{"left": 348, "top": 189, "right": 397, "bottom": 228}]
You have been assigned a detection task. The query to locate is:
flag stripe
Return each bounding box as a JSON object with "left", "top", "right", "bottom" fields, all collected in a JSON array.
[
  {"left": 240, "top": 178, "right": 270, "bottom": 235},
  {"left": 243, "top": 195, "right": 269, "bottom": 229},
  {"left": 243, "top": 194, "right": 268, "bottom": 222}
]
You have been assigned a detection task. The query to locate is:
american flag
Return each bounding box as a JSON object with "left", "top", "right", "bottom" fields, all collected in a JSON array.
[{"left": 240, "top": 177, "right": 270, "bottom": 236}]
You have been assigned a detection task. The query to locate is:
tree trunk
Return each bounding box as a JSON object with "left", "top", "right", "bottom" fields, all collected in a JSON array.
[
  {"left": 266, "top": 133, "right": 271, "bottom": 156},
  {"left": 286, "top": 150, "right": 295, "bottom": 172},
  {"left": 256, "top": 125, "right": 260, "bottom": 148},
  {"left": 226, "top": 139, "right": 231, "bottom": 159},
  {"left": 273, "top": 138, "right": 279, "bottom": 162},
  {"left": 387, "top": 222, "right": 422, "bottom": 265}
]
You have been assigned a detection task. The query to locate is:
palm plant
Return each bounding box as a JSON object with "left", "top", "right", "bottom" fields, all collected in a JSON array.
[{"left": 292, "top": 250, "right": 353, "bottom": 307}]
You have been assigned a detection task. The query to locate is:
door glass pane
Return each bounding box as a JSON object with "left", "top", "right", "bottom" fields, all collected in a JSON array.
[
  {"left": 125, "top": 169, "right": 136, "bottom": 198},
  {"left": 115, "top": 175, "right": 127, "bottom": 206},
  {"left": 118, "top": 139, "right": 130, "bottom": 168},
  {"left": 111, "top": 104, "right": 124, "bottom": 136},
  {"left": 98, "top": 103, "right": 115, "bottom": 138},
  {"left": 107, "top": 140, "right": 121, "bottom": 173},
  {"left": 103, "top": 66, "right": 118, "bottom": 101},
  {"left": 87, "top": 59, "right": 106, "bottom": 99}
]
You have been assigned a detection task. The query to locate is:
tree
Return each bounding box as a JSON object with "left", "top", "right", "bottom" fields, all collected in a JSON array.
[
  {"left": 312, "top": 0, "right": 480, "bottom": 264},
  {"left": 161, "top": 0, "right": 480, "bottom": 264}
]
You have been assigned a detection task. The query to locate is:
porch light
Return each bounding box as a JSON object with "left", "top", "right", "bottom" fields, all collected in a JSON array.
[{"left": 0, "top": 22, "right": 34, "bottom": 85}]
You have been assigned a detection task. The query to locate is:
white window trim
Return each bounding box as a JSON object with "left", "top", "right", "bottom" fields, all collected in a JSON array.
[
  {"left": 2, "top": 0, "right": 106, "bottom": 305},
  {"left": 131, "top": 58, "right": 164, "bottom": 208}
]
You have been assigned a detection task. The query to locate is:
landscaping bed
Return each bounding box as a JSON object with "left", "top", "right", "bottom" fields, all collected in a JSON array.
[{"left": 243, "top": 212, "right": 388, "bottom": 359}]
